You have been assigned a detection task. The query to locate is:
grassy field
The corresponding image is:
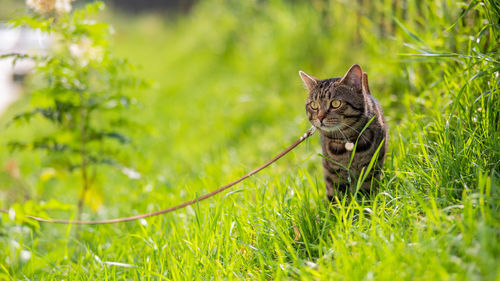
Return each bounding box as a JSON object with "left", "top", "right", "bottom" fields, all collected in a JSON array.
[{"left": 1, "top": 0, "right": 499, "bottom": 280}]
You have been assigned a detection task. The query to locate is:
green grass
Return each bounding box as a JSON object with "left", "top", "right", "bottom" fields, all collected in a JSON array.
[{"left": 1, "top": 0, "right": 499, "bottom": 279}]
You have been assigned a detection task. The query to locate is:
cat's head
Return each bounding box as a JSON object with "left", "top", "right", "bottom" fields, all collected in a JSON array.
[{"left": 300, "top": 64, "right": 370, "bottom": 135}]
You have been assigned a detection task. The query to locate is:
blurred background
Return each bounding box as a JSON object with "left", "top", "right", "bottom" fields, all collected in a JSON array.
[
  {"left": 0, "top": 0, "right": 489, "bottom": 214},
  {"left": 1, "top": 1, "right": 499, "bottom": 278}
]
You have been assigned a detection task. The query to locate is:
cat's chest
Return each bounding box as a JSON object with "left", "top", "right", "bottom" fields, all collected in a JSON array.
[{"left": 320, "top": 136, "right": 349, "bottom": 156}]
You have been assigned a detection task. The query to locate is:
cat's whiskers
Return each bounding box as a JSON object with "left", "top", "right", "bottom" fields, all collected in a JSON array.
[
  {"left": 341, "top": 122, "right": 371, "bottom": 143},
  {"left": 314, "top": 120, "right": 343, "bottom": 133},
  {"left": 335, "top": 127, "right": 349, "bottom": 143}
]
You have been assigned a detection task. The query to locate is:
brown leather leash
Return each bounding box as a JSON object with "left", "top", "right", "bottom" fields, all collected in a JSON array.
[{"left": 0, "top": 127, "right": 316, "bottom": 225}]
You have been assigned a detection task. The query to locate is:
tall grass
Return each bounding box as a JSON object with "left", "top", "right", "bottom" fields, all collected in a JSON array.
[{"left": 0, "top": 0, "right": 499, "bottom": 279}]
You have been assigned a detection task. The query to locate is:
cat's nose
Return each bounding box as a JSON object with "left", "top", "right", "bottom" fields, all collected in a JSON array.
[{"left": 317, "top": 112, "right": 326, "bottom": 122}]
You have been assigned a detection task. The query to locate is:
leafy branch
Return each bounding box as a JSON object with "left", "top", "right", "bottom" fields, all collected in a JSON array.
[{"left": 2, "top": 1, "right": 148, "bottom": 225}]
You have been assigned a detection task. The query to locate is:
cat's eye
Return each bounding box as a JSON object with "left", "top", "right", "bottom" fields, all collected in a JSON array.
[
  {"left": 310, "top": 101, "right": 319, "bottom": 110},
  {"left": 331, "top": 99, "right": 341, "bottom": 108}
]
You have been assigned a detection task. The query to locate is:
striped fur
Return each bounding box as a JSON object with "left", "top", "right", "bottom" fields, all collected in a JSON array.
[{"left": 300, "top": 64, "right": 387, "bottom": 199}]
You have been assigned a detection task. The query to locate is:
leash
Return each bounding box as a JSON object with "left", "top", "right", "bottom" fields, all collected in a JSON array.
[{"left": 0, "top": 127, "right": 316, "bottom": 225}]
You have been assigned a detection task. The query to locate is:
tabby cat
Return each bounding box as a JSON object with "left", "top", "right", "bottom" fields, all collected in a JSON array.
[{"left": 300, "top": 64, "right": 387, "bottom": 201}]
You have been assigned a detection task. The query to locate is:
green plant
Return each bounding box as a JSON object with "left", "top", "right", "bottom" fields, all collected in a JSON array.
[{"left": 2, "top": 1, "right": 145, "bottom": 221}]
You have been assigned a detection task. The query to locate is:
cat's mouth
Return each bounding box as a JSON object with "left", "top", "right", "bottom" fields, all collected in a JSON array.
[
  {"left": 313, "top": 120, "right": 343, "bottom": 132},
  {"left": 317, "top": 125, "right": 341, "bottom": 132}
]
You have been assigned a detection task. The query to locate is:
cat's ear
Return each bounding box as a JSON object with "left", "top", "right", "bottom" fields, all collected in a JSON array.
[
  {"left": 362, "top": 72, "right": 371, "bottom": 95},
  {"left": 299, "top": 71, "right": 318, "bottom": 92},
  {"left": 339, "top": 64, "right": 363, "bottom": 93}
]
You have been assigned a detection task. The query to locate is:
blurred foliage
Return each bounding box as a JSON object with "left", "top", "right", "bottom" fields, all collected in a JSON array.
[
  {"left": 1, "top": 2, "right": 147, "bottom": 220},
  {"left": 0, "top": 0, "right": 499, "bottom": 279}
]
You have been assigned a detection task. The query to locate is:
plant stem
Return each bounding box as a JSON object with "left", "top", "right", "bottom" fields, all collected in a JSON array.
[{"left": 76, "top": 92, "right": 89, "bottom": 225}]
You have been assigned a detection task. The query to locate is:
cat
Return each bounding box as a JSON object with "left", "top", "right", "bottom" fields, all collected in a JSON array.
[{"left": 299, "top": 64, "right": 387, "bottom": 201}]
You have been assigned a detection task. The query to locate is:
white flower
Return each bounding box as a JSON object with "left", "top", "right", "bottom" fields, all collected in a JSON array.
[
  {"left": 69, "top": 37, "right": 104, "bottom": 66},
  {"left": 20, "top": 250, "right": 32, "bottom": 262},
  {"left": 121, "top": 167, "right": 141, "bottom": 180},
  {"left": 26, "top": 0, "right": 73, "bottom": 14},
  {"left": 26, "top": 0, "right": 55, "bottom": 14},
  {"left": 55, "top": 0, "right": 72, "bottom": 13}
]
